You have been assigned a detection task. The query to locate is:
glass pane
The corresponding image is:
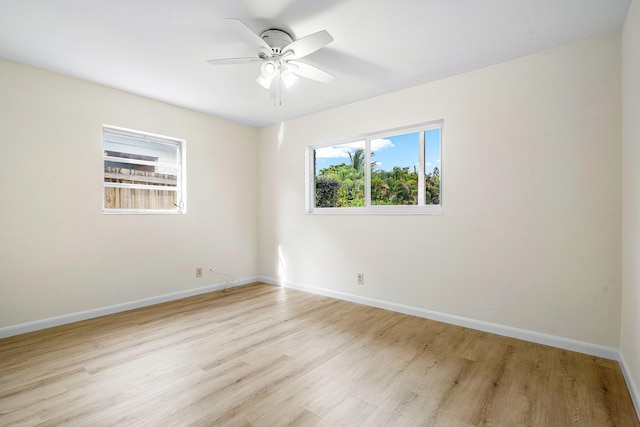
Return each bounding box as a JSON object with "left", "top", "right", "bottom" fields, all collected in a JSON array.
[
  {"left": 314, "top": 141, "right": 366, "bottom": 207},
  {"left": 371, "top": 132, "right": 420, "bottom": 205},
  {"left": 104, "top": 161, "right": 178, "bottom": 188},
  {"left": 104, "top": 136, "right": 179, "bottom": 189},
  {"left": 425, "top": 128, "right": 441, "bottom": 205},
  {"left": 104, "top": 134, "right": 178, "bottom": 165},
  {"left": 104, "top": 187, "right": 177, "bottom": 210}
]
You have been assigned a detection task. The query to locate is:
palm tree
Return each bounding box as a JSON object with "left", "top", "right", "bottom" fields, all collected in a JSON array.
[{"left": 349, "top": 148, "right": 365, "bottom": 172}]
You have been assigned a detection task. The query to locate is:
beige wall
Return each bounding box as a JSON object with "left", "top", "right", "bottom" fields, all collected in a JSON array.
[
  {"left": 258, "top": 33, "right": 622, "bottom": 347},
  {"left": 0, "top": 59, "right": 258, "bottom": 328},
  {"left": 622, "top": 0, "right": 640, "bottom": 409}
]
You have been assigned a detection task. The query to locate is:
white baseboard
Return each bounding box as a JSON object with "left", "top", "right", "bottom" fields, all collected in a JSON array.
[
  {"left": 620, "top": 351, "right": 640, "bottom": 420},
  {"left": 258, "top": 276, "right": 619, "bottom": 360},
  {"left": 0, "top": 277, "right": 259, "bottom": 339}
]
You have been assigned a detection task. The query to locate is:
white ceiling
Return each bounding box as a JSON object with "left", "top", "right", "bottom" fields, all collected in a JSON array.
[{"left": 0, "top": 0, "right": 631, "bottom": 128}]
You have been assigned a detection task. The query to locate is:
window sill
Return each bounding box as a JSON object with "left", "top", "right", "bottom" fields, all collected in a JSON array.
[
  {"left": 307, "top": 205, "right": 443, "bottom": 215},
  {"left": 102, "top": 209, "right": 186, "bottom": 215}
]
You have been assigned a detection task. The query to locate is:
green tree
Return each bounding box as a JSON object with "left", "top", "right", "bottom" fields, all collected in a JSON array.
[
  {"left": 425, "top": 166, "right": 440, "bottom": 204},
  {"left": 316, "top": 155, "right": 437, "bottom": 207},
  {"left": 371, "top": 166, "right": 417, "bottom": 205},
  {"left": 315, "top": 176, "right": 341, "bottom": 207},
  {"left": 349, "top": 148, "right": 365, "bottom": 172}
]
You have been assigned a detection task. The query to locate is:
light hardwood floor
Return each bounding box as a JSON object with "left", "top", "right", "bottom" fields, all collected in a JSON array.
[{"left": 0, "top": 283, "right": 638, "bottom": 426}]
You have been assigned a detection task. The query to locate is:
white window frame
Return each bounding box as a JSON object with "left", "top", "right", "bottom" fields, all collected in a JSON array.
[
  {"left": 306, "top": 121, "right": 443, "bottom": 215},
  {"left": 102, "top": 125, "right": 186, "bottom": 214}
]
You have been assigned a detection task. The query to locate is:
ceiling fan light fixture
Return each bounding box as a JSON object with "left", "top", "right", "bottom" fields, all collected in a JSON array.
[
  {"left": 281, "top": 67, "right": 298, "bottom": 88},
  {"left": 257, "top": 60, "right": 278, "bottom": 89},
  {"left": 262, "top": 61, "right": 277, "bottom": 75},
  {"left": 256, "top": 72, "right": 273, "bottom": 89}
]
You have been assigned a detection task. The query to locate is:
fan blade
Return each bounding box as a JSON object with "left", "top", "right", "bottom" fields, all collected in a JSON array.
[
  {"left": 288, "top": 61, "right": 334, "bottom": 83},
  {"left": 282, "top": 30, "right": 333, "bottom": 59},
  {"left": 227, "top": 18, "right": 272, "bottom": 56},
  {"left": 207, "top": 57, "right": 263, "bottom": 66}
]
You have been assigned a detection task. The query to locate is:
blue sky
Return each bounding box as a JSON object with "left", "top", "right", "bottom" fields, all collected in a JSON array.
[
  {"left": 315, "top": 128, "right": 440, "bottom": 175},
  {"left": 425, "top": 128, "right": 441, "bottom": 173}
]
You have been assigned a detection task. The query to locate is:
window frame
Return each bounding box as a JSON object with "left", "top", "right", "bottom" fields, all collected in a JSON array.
[
  {"left": 306, "top": 121, "right": 443, "bottom": 215},
  {"left": 102, "top": 125, "right": 187, "bottom": 215}
]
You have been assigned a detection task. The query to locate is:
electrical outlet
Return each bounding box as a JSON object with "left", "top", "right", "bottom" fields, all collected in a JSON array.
[
  {"left": 196, "top": 267, "right": 203, "bottom": 278},
  {"left": 357, "top": 273, "right": 364, "bottom": 285}
]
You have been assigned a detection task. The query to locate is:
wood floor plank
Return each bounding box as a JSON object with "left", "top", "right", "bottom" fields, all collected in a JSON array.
[{"left": 0, "top": 283, "right": 637, "bottom": 426}]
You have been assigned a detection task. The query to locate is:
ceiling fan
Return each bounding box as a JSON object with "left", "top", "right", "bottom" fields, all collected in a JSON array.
[{"left": 207, "top": 19, "right": 335, "bottom": 106}]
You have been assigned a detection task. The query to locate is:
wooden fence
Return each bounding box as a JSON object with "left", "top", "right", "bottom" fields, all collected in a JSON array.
[{"left": 103, "top": 166, "right": 178, "bottom": 210}]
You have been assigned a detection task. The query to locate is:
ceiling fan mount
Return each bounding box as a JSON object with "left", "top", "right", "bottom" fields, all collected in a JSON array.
[
  {"left": 207, "top": 19, "right": 335, "bottom": 106},
  {"left": 259, "top": 29, "right": 293, "bottom": 56}
]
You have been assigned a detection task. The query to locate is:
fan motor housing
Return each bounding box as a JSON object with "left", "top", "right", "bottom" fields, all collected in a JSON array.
[{"left": 260, "top": 29, "right": 293, "bottom": 53}]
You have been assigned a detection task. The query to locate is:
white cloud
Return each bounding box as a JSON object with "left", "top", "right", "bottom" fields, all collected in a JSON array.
[
  {"left": 426, "top": 160, "right": 441, "bottom": 168},
  {"left": 315, "top": 146, "right": 350, "bottom": 159},
  {"left": 371, "top": 138, "right": 394, "bottom": 152},
  {"left": 315, "top": 140, "right": 365, "bottom": 159}
]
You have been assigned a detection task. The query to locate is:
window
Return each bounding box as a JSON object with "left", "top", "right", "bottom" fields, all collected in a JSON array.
[
  {"left": 103, "top": 125, "right": 186, "bottom": 214},
  {"left": 308, "top": 121, "right": 442, "bottom": 214}
]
